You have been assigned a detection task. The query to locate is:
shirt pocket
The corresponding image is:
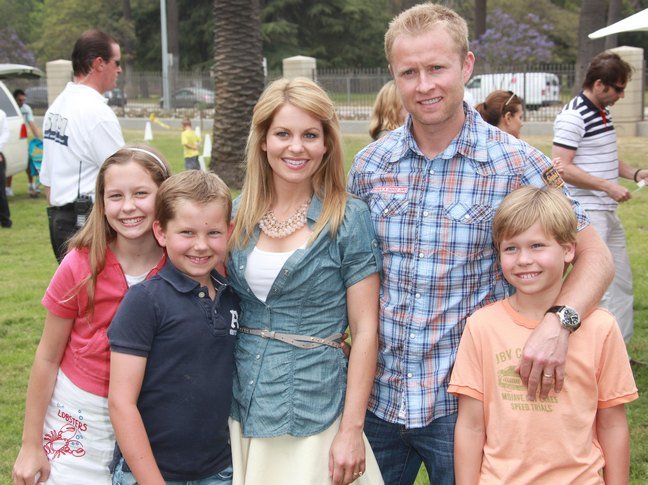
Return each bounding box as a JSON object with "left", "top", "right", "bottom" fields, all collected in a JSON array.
[
  {"left": 442, "top": 201, "right": 496, "bottom": 259},
  {"left": 367, "top": 195, "right": 410, "bottom": 253},
  {"left": 368, "top": 195, "right": 410, "bottom": 218}
]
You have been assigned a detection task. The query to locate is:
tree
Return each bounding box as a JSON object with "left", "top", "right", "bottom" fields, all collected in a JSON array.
[
  {"left": 471, "top": 9, "right": 554, "bottom": 69},
  {"left": 262, "top": 0, "right": 392, "bottom": 70},
  {"left": 474, "top": 0, "right": 487, "bottom": 39},
  {"left": 0, "top": 27, "right": 36, "bottom": 65},
  {"left": 573, "top": 0, "right": 606, "bottom": 95},
  {"left": 604, "top": 0, "right": 622, "bottom": 50},
  {"left": 211, "top": 0, "right": 264, "bottom": 188}
]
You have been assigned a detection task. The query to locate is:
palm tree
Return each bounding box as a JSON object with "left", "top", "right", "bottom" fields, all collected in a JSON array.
[{"left": 211, "top": 0, "right": 264, "bottom": 188}]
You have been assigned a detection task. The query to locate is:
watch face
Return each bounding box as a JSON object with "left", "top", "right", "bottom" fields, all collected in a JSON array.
[{"left": 561, "top": 307, "right": 580, "bottom": 328}]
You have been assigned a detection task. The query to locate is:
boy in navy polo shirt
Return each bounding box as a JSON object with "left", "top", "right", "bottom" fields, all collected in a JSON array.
[{"left": 108, "top": 170, "right": 239, "bottom": 484}]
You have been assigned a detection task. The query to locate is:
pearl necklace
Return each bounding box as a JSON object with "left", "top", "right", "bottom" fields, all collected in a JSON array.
[{"left": 259, "top": 199, "right": 311, "bottom": 239}]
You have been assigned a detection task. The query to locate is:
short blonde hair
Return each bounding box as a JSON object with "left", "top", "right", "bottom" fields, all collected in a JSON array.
[
  {"left": 385, "top": 2, "right": 469, "bottom": 62},
  {"left": 492, "top": 186, "right": 577, "bottom": 250},
  {"left": 230, "top": 77, "right": 347, "bottom": 249},
  {"left": 369, "top": 80, "right": 404, "bottom": 140},
  {"left": 156, "top": 170, "right": 232, "bottom": 229}
]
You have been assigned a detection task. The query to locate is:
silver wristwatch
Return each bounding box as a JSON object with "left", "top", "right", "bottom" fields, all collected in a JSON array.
[{"left": 546, "top": 305, "right": 581, "bottom": 332}]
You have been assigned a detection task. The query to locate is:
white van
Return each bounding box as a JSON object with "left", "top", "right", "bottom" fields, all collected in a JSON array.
[
  {"left": 0, "top": 64, "right": 43, "bottom": 177},
  {"left": 465, "top": 72, "right": 561, "bottom": 110}
]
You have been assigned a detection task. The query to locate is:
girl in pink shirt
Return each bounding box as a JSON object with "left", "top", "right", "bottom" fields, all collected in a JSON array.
[{"left": 12, "top": 146, "right": 171, "bottom": 485}]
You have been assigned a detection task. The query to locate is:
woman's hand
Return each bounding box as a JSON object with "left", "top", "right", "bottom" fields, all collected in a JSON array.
[
  {"left": 329, "top": 427, "right": 366, "bottom": 485},
  {"left": 12, "top": 443, "right": 50, "bottom": 485}
]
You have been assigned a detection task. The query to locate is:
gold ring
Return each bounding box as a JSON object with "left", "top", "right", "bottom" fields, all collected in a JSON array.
[{"left": 543, "top": 373, "right": 553, "bottom": 378}]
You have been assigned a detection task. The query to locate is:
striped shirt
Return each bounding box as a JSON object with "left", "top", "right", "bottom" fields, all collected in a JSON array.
[
  {"left": 348, "top": 107, "right": 588, "bottom": 429},
  {"left": 553, "top": 92, "right": 619, "bottom": 211}
]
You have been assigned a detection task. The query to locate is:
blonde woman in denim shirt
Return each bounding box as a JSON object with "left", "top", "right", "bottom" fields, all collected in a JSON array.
[{"left": 227, "top": 78, "right": 384, "bottom": 485}]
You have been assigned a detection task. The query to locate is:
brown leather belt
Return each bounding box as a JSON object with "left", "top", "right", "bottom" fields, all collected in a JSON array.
[{"left": 238, "top": 327, "right": 343, "bottom": 349}]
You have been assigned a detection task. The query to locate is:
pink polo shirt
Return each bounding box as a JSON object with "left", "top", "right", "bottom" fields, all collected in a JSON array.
[{"left": 43, "top": 247, "right": 166, "bottom": 397}]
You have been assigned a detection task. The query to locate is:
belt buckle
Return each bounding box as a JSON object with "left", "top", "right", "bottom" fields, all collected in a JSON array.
[{"left": 260, "top": 329, "right": 275, "bottom": 339}]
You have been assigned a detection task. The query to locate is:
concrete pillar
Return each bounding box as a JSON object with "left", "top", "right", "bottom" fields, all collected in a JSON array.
[
  {"left": 45, "top": 60, "right": 73, "bottom": 105},
  {"left": 608, "top": 46, "right": 643, "bottom": 134},
  {"left": 282, "top": 56, "right": 317, "bottom": 81}
]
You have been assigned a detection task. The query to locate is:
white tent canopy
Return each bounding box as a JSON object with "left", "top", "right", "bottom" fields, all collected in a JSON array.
[{"left": 589, "top": 8, "right": 648, "bottom": 39}]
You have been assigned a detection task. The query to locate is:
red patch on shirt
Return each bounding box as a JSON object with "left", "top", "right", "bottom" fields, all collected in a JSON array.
[{"left": 371, "top": 186, "right": 409, "bottom": 195}]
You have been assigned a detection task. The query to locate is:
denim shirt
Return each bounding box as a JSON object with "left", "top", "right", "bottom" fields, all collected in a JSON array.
[{"left": 227, "top": 195, "right": 382, "bottom": 438}]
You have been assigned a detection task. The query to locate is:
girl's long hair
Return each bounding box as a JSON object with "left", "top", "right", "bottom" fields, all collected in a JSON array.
[
  {"left": 65, "top": 145, "right": 170, "bottom": 316},
  {"left": 230, "top": 77, "right": 347, "bottom": 249}
]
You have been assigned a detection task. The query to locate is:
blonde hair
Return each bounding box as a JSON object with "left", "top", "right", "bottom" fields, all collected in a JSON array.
[
  {"left": 385, "top": 2, "right": 469, "bottom": 62},
  {"left": 369, "top": 81, "right": 404, "bottom": 140},
  {"left": 155, "top": 170, "right": 232, "bottom": 230},
  {"left": 475, "top": 90, "right": 524, "bottom": 129},
  {"left": 492, "top": 186, "right": 577, "bottom": 250},
  {"left": 67, "top": 145, "right": 171, "bottom": 316},
  {"left": 230, "top": 77, "right": 347, "bottom": 249}
]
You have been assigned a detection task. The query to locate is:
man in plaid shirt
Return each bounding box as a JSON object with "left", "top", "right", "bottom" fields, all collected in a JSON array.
[{"left": 347, "top": 4, "right": 613, "bottom": 484}]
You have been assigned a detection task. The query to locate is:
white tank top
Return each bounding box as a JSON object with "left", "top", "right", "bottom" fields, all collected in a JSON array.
[{"left": 245, "top": 246, "right": 300, "bottom": 302}]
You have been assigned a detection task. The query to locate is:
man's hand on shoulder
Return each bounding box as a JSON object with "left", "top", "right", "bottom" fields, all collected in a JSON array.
[{"left": 517, "top": 312, "right": 570, "bottom": 400}]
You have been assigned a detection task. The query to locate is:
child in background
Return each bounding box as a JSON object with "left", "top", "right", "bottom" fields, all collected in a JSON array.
[
  {"left": 449, "top": 186, "right": 637, "bottom": 484},
  {"left": 180, "top": 117, "right": 201, "bottom": 170},
  {"left": 108, "top": 170, "right": 239, "bottom": 484},
  {"left": 12, "top": 146, "right": 171, "bottom": 485}
]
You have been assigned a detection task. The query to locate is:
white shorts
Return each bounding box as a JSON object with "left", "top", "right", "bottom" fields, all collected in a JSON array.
[{"left": 42, "top": 369, "right": 114, "bottom": 485}]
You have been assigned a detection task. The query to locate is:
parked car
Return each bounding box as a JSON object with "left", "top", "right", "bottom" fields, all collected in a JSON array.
[
  {"left": 0, "top": 64, "right": 43, "bottom": 177},
  {"left": 104, "top": 88, "right": 127, "bottom": 107},
  {"left": 25, "top": 86, "right": 49, "bottom": 109},
  {"left": 162, "top": 87, "right": 215, "bottom": 109},
  {"left": 465, "top": 72, "right": 561, "bottom": 110}
]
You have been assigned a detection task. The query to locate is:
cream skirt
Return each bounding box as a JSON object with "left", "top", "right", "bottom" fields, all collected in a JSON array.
[{"left": 229, "top": 417, "right": 383, "bottom": 485}]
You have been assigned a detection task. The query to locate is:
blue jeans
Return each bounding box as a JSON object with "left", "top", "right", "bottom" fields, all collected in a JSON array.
[
  {"left": 112, "top": 457, "right": 233, "bottom": 485},
  {"left": 364, "top": 410, "right": 457, "bottom": 485}
]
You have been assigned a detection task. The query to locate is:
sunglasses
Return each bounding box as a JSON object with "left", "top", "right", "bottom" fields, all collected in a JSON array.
[
  {"left": 607, "top": 83, "right": 625, "bottom": 94},
  {"left": 102, "top": 58, "right": 121, "bottom": 67}
]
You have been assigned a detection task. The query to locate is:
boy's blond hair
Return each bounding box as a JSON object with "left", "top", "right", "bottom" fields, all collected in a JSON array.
[
  {"left": 492, "top": 186, "right": 577, "bottom": 249},
  {"left": 384, "top": 2, "right": 469, "bottom": 62},
  {"left": 156, "top": 170, "right": 232, "bottom": 229}
]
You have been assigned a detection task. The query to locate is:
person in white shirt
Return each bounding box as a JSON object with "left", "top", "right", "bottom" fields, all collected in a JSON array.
[
  {"left": 552, "top": 51, "right": 648, "bottom": 345},
  {"left": 40, "top": 29, "right": 125, "bottom": 262}
]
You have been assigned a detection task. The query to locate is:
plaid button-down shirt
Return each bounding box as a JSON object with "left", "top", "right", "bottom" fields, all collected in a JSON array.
[{"left": 347, "top": 107, "right": 588, "bottom": 429}]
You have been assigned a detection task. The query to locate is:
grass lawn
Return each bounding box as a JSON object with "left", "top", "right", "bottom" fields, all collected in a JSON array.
[{"left": 0, "top": 131, "right": 646, "bottom": 483}]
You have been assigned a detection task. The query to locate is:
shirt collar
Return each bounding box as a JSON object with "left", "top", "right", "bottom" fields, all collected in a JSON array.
[
  {"left": 306, "top": 194, "right": 323, "bottom": 222},
  {"left": 158, "top": 259, "right": 227, "bottom": 294},
  {"left": 395, "top": 103, "right": 490, "bottom": 164},
  {"left": 579, "top": 90, "right": 608, "bottom": 115}
]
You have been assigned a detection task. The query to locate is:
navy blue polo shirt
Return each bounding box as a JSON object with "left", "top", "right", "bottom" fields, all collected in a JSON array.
[{"left": 108, "top": 260, "right": 240, "bottom": 480}]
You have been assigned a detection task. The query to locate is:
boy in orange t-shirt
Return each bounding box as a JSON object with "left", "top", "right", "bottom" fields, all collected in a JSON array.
[{"left": 449, "top": 186, "right": 637, "bottom": 484}]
